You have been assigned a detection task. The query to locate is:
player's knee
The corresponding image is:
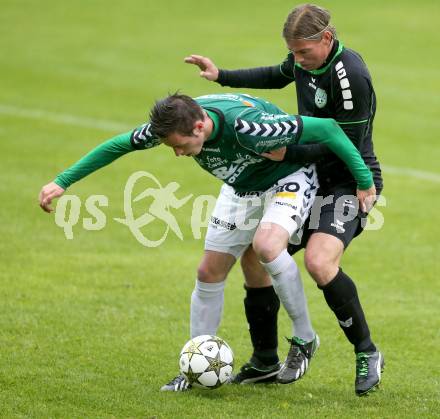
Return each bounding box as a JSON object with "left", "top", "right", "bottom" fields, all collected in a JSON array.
[
  {"left": 197, "top": 263, "right": 225, "bottom": 283},
  {"left": 304, "top": 250, "right": 337, "bottom": 285},
  {"left": 253, "top": 235, "right": 282, "bottom": 263}
]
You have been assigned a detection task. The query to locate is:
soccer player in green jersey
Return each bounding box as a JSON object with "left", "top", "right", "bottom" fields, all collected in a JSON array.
[
  {"left": 185, "top": 4, "right": 384, "bottom": 396},
  {"left": 39, "top": 92, "right": 376, "bottom": 392}
]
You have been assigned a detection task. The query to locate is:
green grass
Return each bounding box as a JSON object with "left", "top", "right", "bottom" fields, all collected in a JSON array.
[{"left": 1, "top": 0, "right": 440, "bottom": 417}]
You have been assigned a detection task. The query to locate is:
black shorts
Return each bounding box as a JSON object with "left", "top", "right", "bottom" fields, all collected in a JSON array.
[{"left": 287, "top": 184, "right": 370, "bottom": 255}]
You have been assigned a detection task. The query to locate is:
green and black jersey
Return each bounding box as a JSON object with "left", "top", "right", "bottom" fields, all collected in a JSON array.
[
  {"left": 217, "top": 41, "right": 383, "bottom": 192},
  {"left": 54, "top": 93, "right": 373, "bottom": 193}
]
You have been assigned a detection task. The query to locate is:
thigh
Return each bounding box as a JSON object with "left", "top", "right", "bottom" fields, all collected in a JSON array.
[
  {"left": 308, "top": 185, "right": 364, "bottom": 249},
  {"left": 261, "top": 164, "right": 319, "bottom": 241},
  {"left": 205, "top": 184, "right": 264, "bottom": 258},
  {"left": 287, "top": 184, "right": 364, "bottom": 255}
]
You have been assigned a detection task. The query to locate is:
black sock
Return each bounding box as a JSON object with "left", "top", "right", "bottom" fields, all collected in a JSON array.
[
  {"left": 320, "top": 269, "right": 376, "bottom": 353},
  {"left": 244, "top": 285, "right": 280, "bottom": 365}
]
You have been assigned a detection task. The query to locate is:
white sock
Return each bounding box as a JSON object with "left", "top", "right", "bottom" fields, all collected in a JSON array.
[
  {"left": 262, "top": 249, "right": 315, "bottom": 342},
  {"left": 190, "top": 279, "right": 225, "bottom": 338}
]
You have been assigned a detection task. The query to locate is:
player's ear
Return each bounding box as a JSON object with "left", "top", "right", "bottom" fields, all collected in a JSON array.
[
  {"left": 194, "top": 120, "right": 204, "bottom": 132},
  {"left": 322, "top": 31, "right": 333, "bottom": 46}
]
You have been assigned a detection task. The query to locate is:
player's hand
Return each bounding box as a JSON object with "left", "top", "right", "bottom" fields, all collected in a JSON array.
[
  {"left": 261, "top": 147, "right": 287, "bottom": 161},
  {"left": 184, "top": 54, "right": 219, "bottom": 81},
  {"left": 357, "top": 185, "right": 376, "bottom": 213},
  {"left": 39, "top": 182, "right": 65, "bottom": 213}
]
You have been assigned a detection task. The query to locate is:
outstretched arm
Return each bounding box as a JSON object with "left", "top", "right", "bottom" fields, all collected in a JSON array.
[
  {"left": 39, "top": 131, "right": 134, "bottom": 212},
  {"left": 53, "top": 131, "right": 135, "bottom": 189},
  {"left": 39, "top": 125, "right": 160, "bottom": 212},
  {"left": 184, "top": 53, "right": 294, "bottom": 89}
]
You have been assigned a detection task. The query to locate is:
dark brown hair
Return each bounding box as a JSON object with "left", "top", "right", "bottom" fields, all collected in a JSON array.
[{"left": 149, "top": 93, "right": 204, "bottom": 138}]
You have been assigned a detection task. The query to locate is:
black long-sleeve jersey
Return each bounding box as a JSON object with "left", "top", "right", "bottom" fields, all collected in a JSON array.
[{"left": 217, "top": 40, "right": 383, "bottom": 193}]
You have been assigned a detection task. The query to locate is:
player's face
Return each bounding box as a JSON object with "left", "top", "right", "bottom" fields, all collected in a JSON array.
[
  {"left": 163, "top": 126, "right": 205, "bottom": 157},
  {"left": 286, "top": 32, "right": 333, "bottom": 71}
]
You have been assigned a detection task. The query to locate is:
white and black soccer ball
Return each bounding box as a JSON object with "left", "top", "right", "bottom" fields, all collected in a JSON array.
[{"left": 179, "top": 335, "right": 234, "bottom": 389}]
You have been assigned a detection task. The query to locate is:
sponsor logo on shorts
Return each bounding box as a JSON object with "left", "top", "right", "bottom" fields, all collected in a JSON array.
[
  {"left": 235, "top": 190, "right": 264, "bottom": 198},
  {"left": 275, "top": 182, "right": 300, "bottom": 193},
  {"left": 343, "top": 199, "right": 356, "bottom": 210},
  {"left": 275, "top": 201, "right": 297, "bottom": 209},
  {"left": 210, "top": 216, "right": 237, "bottom": 231},
  {"left": 275, "top": 191, "right": 296, "bottom": 199},
  {"left": 330, "top": 219, "right": 346, "bottom": 233}
]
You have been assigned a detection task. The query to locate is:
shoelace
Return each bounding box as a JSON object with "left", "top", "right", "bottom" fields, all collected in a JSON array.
[{"left": 356, "top": 353, "right": 370, "bottom": 377}]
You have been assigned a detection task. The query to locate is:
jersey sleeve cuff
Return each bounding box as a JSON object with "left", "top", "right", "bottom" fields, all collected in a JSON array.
[
  {"left": 54, "top": 176, "right": 70, "bottom": 190},
  {"left": 358, "top": 173, "right": 374, "bottom": 190},
  {"left": 216, "top": 69, "right": 228, "bottom": 86}
]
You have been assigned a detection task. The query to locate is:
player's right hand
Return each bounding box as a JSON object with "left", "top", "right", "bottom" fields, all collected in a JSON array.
[
  {"left": 184, "top": 55, "right": 219, "bottom": 81},
  {"left": 39, "top": 182, "right": 65, "bottom": 213}
]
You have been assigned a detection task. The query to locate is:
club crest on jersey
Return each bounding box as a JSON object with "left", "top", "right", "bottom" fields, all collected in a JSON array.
[{"left": 315, "top": 88, "right": 327, "bottom": 109}]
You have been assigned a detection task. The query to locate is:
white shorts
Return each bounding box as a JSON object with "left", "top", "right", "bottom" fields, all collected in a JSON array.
[{"left": 205, "top": 165, "right": 319, "bottom": 258}]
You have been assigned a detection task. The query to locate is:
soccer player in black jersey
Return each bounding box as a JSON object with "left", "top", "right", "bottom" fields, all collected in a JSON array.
[{"left": 185, "top": 4, "right": 384, "bottom": 396}]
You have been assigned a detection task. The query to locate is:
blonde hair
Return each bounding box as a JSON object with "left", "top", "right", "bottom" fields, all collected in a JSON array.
[{"left": 283, "top": 4, "right": 337, "bottom": 41}]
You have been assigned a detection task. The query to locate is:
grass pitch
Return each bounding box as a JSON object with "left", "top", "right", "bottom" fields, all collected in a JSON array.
[{"left": 1, "top": 0, "right": 439, "bottom": 417}]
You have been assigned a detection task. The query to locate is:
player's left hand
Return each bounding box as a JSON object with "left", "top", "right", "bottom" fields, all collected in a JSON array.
[
  {"left": 357, "top": 185, "right": 376, "bottom": 213},
  {"left": 39, "top": 182, "right": 65, "bottom": 213},
  {"left": 261, "top": 147, "right": 286, "bottom": 161}
]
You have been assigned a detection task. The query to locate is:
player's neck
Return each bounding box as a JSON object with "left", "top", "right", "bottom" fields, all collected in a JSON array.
[
  {"left": 202, "top": 111, "right": 214, "bottom": 141},
  {"left": 323, "top": 39, "right": 336, "bottom": 63}
]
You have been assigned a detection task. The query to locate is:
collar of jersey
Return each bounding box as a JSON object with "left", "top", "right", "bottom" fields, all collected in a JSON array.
[
  {"left": 204, "top": 107, "right": 225, "bottom": 144},
  {"left": 295, "top": 41, "right": 344, "bottom": 75}
]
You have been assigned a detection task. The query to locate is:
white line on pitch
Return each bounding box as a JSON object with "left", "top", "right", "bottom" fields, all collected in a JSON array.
[
  {"left": 381, "top": 165, "right": 440, "bottom": 183},
  {"left": 381, "top": 165, "right": 440, "bottom": 182},
  {"left": 0, "top": 104, "right": 129, "bottom": 132}
]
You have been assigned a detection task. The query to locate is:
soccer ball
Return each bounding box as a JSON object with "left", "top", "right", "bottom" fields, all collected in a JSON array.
[{"left": 179, "top": 335, "right": 234, "bottom": 389}]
